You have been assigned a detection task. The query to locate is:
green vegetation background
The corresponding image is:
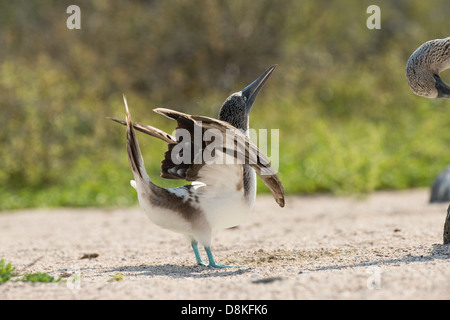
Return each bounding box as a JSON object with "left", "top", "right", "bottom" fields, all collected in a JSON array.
[{"left": 1, "top": 0, "right": 449, "bottom": 210}]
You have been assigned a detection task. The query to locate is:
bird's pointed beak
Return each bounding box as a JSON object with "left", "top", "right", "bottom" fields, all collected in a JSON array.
[
  {"left": 241, "top": 64, "right": 277, "bottom": 114},
  {"left": 434, "top": 74, "right": 450, "bottom": 99}
]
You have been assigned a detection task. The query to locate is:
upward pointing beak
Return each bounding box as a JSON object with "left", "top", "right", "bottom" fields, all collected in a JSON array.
[
  {"left": 241, "top": 64, "right": 277, "bottom": 114},
  {"left": 434, "top": 74, "right": 450, "bottom": 99}
]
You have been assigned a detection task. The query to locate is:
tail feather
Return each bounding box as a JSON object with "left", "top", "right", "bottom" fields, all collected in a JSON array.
[
  {"left": 123, "top": 95, "right": 150, "bottom": 186},
  {"left": 107, "top": 117, "right": 176, "bottom": 144}
]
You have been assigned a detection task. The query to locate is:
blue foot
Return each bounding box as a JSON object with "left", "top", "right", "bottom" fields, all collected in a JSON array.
[
  {"left": 191, "top": 241, "right": 208, "bottom": 266},
  {"left": 208, "top": 262, "right": 234, "bottom": 268},
  {"left": 204, "top": 246, "right": 234, "bottom": 268}
]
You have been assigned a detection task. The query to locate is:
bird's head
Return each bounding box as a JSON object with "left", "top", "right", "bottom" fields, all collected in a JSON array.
[
  {"left": 406, "top": 62, "right": 450, "bottom": 99},
  {"left": 219, "top": 65, "right": 276, "bottom": 132},
  {"left": 406, "top": 38, "right": 450, "bottom": 99}
]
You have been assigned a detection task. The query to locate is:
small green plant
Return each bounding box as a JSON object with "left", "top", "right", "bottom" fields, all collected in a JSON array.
[
  {"left": 0, "top": 259, "right": 16, "bottom": 284},
  {"left": 108, "top": 272, "right": 124, "bottom": 282},
  {"left": 20, "top": 272, "right": 61, "bottom": 283},
  {"left": 1, "top": 260, "right": 62, "bottom": 284}
]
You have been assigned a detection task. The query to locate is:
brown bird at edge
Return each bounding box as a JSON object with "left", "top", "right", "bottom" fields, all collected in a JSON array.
[
  {"left": 406, "top": 38, "right": 450, "bottom": 202},
  {"left": 406, "top": 37, "right": 450, "bottom": 99},
  {"left": 406, "top": 38, "right": 450, "bottom": 243}
]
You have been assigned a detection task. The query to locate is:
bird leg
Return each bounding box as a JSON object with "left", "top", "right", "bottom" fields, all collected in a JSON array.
[
  {"left": 444, "top": 205, "right": 450, "bottom": 245},
  {"left": 191, "top": 241, "right": 208, "bottom": 266},
  {"left": 204, "top": 246, "right": 233, "bottom": 268},
  {"left": 191, "top": 241, "right": 233, "bottom": 268}
]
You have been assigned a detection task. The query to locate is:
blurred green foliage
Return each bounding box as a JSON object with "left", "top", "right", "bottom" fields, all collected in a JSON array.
[{"left": 1, "top": 1, "right": 450, "bottom": 210}]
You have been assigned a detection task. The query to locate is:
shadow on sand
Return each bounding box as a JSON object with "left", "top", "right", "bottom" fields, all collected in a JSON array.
[
  {"left": 105, "top": 264, "right": 252, "bottom": 279},
  {"left": 310, "top": 244, "right": 450, "bottom": 272}
]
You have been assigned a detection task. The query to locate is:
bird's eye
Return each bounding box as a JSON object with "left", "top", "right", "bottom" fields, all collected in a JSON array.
[{"left": 243, "top": 96, "right": 247, "bottom": 102}]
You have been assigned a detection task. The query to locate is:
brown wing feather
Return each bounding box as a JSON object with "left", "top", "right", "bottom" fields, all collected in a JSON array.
[
  {"left": 110, "top": 107, "right": 285, "bottom": 207},
  {"left": 108, "top": 115, "right": 189, "bottom": 180},
  {"left": 153, "top": 109, "right": 207, "bottom": 180},
  {"left": 108, "top": 117, "right": 176, "bottom": 144},
  {"left": 155, "top": 108, "right": 285, "bottom": 207}
]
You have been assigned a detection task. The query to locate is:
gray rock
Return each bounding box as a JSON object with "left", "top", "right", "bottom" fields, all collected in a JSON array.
[{"left": 430, "top": 165, "right": 450, "bottom": 203}]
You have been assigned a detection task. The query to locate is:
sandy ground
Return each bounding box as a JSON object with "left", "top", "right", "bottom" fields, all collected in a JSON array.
[{"left": 0, "top": 188, "right": 449, "bottom": 300}]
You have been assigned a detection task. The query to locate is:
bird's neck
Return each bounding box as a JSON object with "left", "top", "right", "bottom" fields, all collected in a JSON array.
[{"left": 227, "top": 117, "right": 249, "bottom": 136}]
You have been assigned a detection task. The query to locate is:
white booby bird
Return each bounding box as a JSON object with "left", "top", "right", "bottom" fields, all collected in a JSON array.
[
  {"left": 110, "top": 65, "right": 284, "bottom": 268},
  {"left": 406, "top": 37, "right": 450, "bottom": 99}
]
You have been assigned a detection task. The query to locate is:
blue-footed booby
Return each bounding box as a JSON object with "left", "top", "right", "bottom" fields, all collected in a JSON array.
[
  {"left": 110, "top": 65, "right": 284, "bottom": 268},
  {"left": 406, "top": 38, "right": 450, "bottom": 243},
  {"left": 406, "top": 38, "right": 450, "bottom": 203},
  {"left": 406, "top": 37, "right": 450, "bottom": 99}
]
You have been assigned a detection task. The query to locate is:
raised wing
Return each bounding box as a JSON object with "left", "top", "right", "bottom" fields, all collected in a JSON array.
[
  {"left": 109, "top": 108, "right": 285, "bottom": 207},
  {"left": 154, "top": 108, "right": 284, "bottom": 207},
  {"left": 107, "top": 117, "right": 176, "bottom": 144}
]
